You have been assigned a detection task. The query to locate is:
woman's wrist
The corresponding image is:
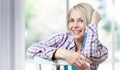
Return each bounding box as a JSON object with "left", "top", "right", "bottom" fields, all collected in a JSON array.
[
  {"left": 54, "top": 48, "right": 67, "bottom": 60},
  {"left": 91, "top": 11, "right": 101, "bottom": 24}
]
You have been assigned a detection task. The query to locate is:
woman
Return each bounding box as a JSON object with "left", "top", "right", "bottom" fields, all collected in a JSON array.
[{"left": 26, "top": 3, "right": 108, "bottom": 70}]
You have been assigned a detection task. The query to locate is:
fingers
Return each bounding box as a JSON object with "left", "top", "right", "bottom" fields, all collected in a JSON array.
[
  {"left": 78, "top": 58, "right": 89, "bottom": 69},
  {"left": 73, "top": 57, "right": 90, "bottom": 70},
  {"left": 64, "top": 51, "right": 91, "bottom": 69},
  {"left": 74, "top": 61, "right": 82, "bottom": 69},
  {"left": 79, "top": 54, "right": 92, "bottom": 64},
  {"left": 73, "top": 61, "right": 84, "bottom": 69}
]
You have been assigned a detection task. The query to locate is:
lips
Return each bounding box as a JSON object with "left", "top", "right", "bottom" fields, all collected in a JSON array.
[{"left": 72, "top": 30, "right": 82, "bottom": 35}]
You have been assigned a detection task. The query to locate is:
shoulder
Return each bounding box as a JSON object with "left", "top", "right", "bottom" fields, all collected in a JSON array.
[
  {"left": 52, "top": 32, "right": 72, "bottom": 38},
  {"left": 51, "top": 32, "right": 74, "bottom": 41},
  {"left": 44, "top": 32, "right": 71, "bottom": 39}
]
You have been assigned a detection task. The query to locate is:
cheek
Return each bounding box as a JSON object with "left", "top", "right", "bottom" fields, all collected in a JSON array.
[
  {"left": 80, "top": 24, "right": 86, "bottom": 32},
  {"left": 68, "top": 23, "right": 72, "bottom": 30},
  {"left": 83, "top": 27, "right": 86, "bottom": 32},
  {"left": 80, "top": 24, "right": 85, "bottom": 29},
  {"left": 83, "top": 26, "right": 86, "bottom": 30}
]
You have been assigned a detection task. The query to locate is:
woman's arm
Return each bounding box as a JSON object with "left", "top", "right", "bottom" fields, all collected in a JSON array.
[
  {"left": 84, "top": 24, "right": 108, "bottom": 64},
  {"left": 26, "top": 33, "right": 64, "bottom": 60},
  {"left": 83, "top": 11, "right": 108, "bottom": 64},
  {"left": 54, "top": 48, "right": 92, "bottom": 70},
  {"left": 26, "top": 32, "right": 92, "bottom": 69}
]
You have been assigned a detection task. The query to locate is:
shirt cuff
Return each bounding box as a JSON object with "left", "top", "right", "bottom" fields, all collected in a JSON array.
[
  {"left": 86, "top": 24, "right": 98, "bottom": 33},
  {"left": 52, "top": 49, "right": 57, "bottom": 60}
]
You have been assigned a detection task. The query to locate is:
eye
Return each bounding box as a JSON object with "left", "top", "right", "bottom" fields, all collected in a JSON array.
[
  {"left": 69, "top": 19, "right": 74, "bottom": 23},
  {"left": 78, "top": 19, "right": 84, "bottom": 23}
]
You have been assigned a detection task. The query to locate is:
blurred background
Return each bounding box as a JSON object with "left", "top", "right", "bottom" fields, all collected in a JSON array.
[{"left": 25, "top": 0, "right": 120, "bottom": 70}]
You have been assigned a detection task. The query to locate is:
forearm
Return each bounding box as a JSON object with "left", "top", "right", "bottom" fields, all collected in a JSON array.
[
  {"left": 26, "top": 33, "right": 65, "bottom": 60},
  {"left": 84, "top": 24, "right": 108, "bottom": 64},
  {"left": 26, "top": 44, "right": 57, "bottom": 60},
  {"left": 54, "top": 48, "right": 70, "bottom": 60}
]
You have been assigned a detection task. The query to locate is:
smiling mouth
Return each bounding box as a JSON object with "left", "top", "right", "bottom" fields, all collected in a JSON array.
[{"left": 72, "top": 30, "right": 82, "bottom": 35}]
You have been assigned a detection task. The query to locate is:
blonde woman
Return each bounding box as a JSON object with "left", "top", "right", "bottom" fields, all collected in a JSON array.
[{"left": 26, "top": 3, "right": 108, "bottom": 70}]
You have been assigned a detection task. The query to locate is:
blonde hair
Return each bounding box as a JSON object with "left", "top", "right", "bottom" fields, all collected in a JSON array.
[{"left": 67, "top": 3, "right": 94, "bottom": 25}]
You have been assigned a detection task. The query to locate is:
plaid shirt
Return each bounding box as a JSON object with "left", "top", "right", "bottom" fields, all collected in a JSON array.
[{"left": 26, "top": 24, "right": 108, "bottom": 70}]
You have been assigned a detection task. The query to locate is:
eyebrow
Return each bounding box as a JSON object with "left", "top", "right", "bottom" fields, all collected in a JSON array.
[{"left": 69, "top": 17, "right": 82, "bottom": 20}]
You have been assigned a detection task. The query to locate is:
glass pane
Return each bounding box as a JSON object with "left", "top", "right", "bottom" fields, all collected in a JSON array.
[
  {"left": 25, "top": 0, "right": 67, "bottom": 70},
  {"left": 25, "top": 0, "right": 67, "bottom": 51},
  {"left": 114, "top": 0, "right": 120, "bottom": 70}
]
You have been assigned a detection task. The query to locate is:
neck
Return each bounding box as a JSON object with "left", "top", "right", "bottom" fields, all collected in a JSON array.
[{"left": 74, "top": 37, "right": 84, "bottom": 52}]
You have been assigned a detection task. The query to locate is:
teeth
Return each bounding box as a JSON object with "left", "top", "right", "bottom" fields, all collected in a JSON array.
[
  {"left": 73, "top": 30, "right": 82, "bottom": 34},
  {"left": 73, "top": 30, "right": 82, "bottom": 32}
]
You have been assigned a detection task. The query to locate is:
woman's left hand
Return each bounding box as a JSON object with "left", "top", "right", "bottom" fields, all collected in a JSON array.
[
  {"left": 91, "top": 11, "right": 102, "bottom": 24},
  {"left": 54, "top": 48, "right": 92, "bottom": 69}
]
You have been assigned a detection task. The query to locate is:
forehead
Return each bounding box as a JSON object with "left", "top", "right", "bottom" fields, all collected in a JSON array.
[{"left": 69, "top": 9, "right": 82, "bottom": 19}]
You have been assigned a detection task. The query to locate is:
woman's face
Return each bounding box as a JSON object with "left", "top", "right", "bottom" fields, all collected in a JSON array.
[{"left": 68, "top": 9, "right": 86, "bottom": 39}]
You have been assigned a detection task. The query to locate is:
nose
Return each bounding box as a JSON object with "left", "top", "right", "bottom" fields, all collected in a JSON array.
[{"left": 73, "top": 22, "right": 79, "bottom": 27}]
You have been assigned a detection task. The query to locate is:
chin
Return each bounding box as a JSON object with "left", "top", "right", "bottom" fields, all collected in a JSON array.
[
  {"left": 72, "top": 34, "right": 84, "bottom": 39},
  {"left": 73, "top": 35, "right": 81, "bottom": 39},
  {"left": 71, "top": 31, "right": 85, "bottom": 39}
]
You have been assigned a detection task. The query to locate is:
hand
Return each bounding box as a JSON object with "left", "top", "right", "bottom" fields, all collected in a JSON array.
[
  {"left": 64, "top": 50, "right": 91, "bottom": 70},
  {"left": 55, "top": 48, "right": 92, "bottom": 69},
  {"left": 90, "top": 11, "right": 102, "bottom": 24}
]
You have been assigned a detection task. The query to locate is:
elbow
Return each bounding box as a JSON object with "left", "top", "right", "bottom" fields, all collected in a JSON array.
[
  {"left": 99, "top": 53, "right": 108, "bottom": 63},
  {"left": 91, "top": 51, "right": 108, "bottom": 64},
  {"left": 100, "top": 47, "right": 108, "bottom": 62},
  {"left": 93, "top": 45, "right": 108, "bottom": 64},
  {"left": 26, "top": 50, "right": 35, "bottom": 59}
]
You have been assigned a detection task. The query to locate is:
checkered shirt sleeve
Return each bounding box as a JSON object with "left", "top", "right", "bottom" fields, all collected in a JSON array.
[
  {"left": 26, "top": 33, "right": 64, "bottom": 60},
  {"left": 81, "top": 24, "right": 108, "bottom": 64}
]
